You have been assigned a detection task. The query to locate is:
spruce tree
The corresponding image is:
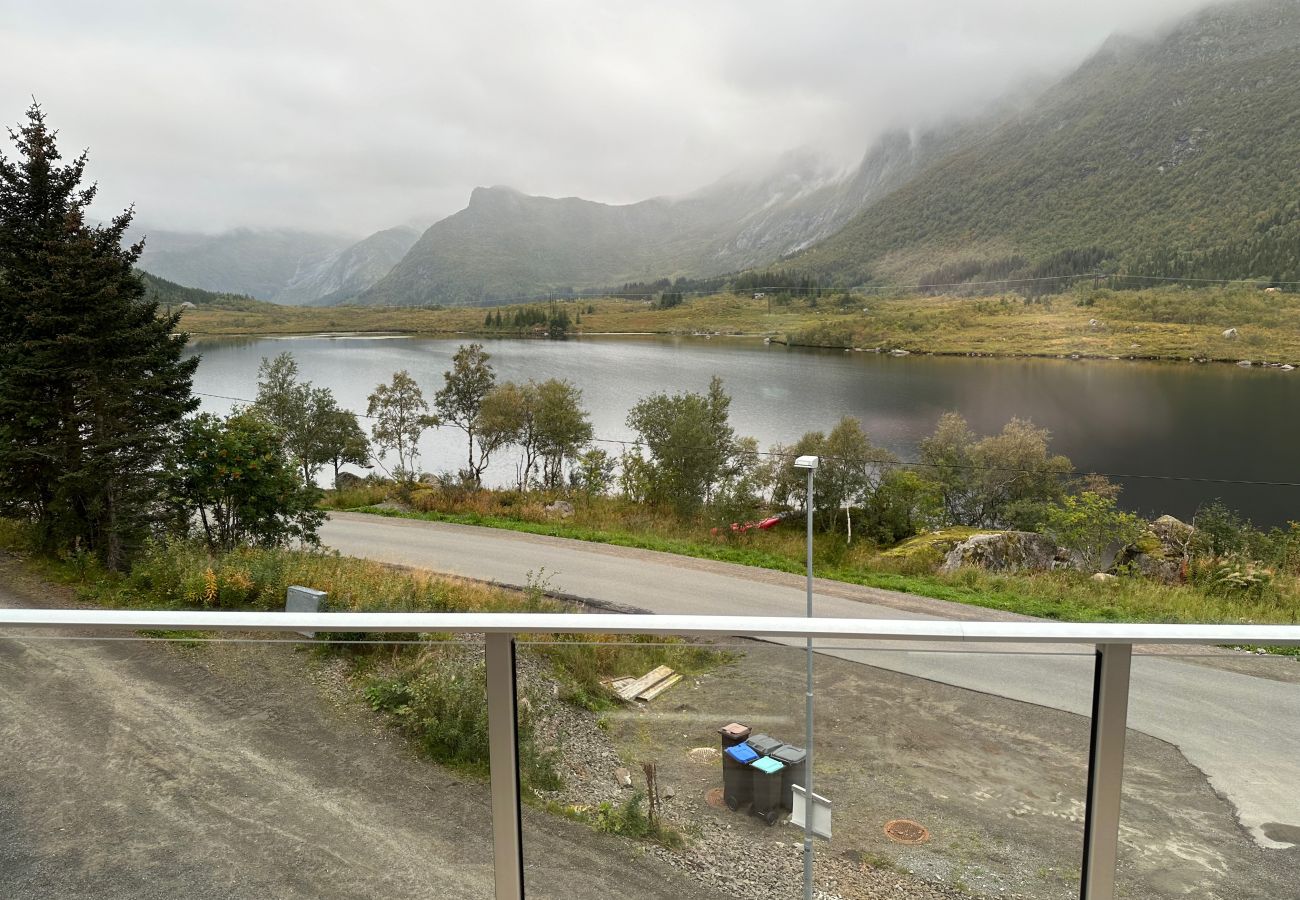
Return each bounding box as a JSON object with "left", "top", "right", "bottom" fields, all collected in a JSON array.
[{"left": 0, "top": 104, "right": 198, "bottom": 568}]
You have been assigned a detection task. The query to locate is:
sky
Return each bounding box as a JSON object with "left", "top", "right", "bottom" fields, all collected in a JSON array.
[{"left": 0, "top": 0, "right": 1213, "bottom": 237}]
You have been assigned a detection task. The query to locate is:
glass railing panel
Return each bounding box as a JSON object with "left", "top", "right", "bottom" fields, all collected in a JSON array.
[
  {"left": 512, "top": 636, "right": 787, "bottom": 899},
  {"left": 0, "top": 629, "right": 494, "bottom": 899},
  {"left": 1118, "top": 646, "right": 1300, "bottom": 899},
  {"left": 513, "top": 634, "right": 1096, "bottom": 899},
  {"left": 808, "top": 638, "right": 1094, "bottom": 899}
]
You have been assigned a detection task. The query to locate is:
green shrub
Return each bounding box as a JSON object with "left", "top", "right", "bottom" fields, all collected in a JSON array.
[
  {"left": 323, "top": 481, "right": 394, "bottom": 510},
  {"left": 365, "top": 653, "right": 562, "bottom": 792},
  {"left": 584, "top": 792, "right": 684, "bottom": 848}
]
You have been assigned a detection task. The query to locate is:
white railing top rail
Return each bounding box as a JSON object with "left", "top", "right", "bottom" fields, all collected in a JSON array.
[{"left": 1, "top": 608, "right": 1298, "bottom": 645}]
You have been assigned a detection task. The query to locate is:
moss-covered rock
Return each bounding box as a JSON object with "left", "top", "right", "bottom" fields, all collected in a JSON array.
[
  {"left": 939, "top": 531, "right": 1069, "bottom": 574},
  {"left": 1111, "top": 514, "right": 1194, "bottom": 583}
]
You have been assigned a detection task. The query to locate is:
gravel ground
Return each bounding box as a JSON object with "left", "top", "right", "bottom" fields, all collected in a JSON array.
[{"left": 512, "top": 649, "right": 970, "bottom": 900}]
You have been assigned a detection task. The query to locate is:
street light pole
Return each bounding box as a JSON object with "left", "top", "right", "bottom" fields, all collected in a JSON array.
[{"left": 793, "top": 454, "right": 819, "bottom": 900}]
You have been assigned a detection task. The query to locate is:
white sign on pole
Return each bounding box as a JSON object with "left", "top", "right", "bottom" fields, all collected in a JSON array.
[{"left": 790, "top": 785, "right": 832, "bottom": 839}]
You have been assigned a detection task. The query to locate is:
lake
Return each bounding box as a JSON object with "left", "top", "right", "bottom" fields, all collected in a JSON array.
[{"left": 187, "top": 334, "right": 1300, "bottom": 525}]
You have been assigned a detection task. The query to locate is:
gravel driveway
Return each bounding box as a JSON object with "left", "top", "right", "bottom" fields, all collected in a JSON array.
[{"left": 0, "top": 559, "right": 726, "bottom": 900}]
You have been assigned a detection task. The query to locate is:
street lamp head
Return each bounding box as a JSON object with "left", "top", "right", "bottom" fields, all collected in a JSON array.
[{"left": 793, "top": 455, "right": 819, "bottom": 470}]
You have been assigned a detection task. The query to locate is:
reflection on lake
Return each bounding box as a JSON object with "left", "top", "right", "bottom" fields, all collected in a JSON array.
[{"left": 187, "top": 334, "right": 1300, "bottom": 524}]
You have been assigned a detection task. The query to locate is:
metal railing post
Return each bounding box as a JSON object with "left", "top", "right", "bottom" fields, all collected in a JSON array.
[
  {"left": 1080, "top": 642, "right": 1132, "bottom": 900},
  {"left": 486, "top": 632, "right": 525, "bottom": 900},
  {"left": 803, "top": 463, "right": 816, "bottom": 900}
]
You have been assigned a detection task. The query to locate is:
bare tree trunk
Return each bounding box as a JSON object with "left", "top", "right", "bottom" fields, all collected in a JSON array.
[{"left": 641, "top": 761, "right": 659, "bottom": 828}]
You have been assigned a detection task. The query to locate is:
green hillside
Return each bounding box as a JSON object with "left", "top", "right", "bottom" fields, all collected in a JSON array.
[
  {"left": 134, "top": 227, "right": 354, "bottom": 301},
  {"left": 789, "top": 0, "right": 1300, "bottom": 287},
  {"left": 353, "top": 135, "right": 962, "bottom": 307},
  {"left": 139, "top": 271, "right": 268, "bottom": 311}
]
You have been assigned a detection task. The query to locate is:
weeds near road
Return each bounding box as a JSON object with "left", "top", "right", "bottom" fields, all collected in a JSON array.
[
  {"left": 550, "top": 792, "right": 686, "bottom": 849},
  {"left": 331, "top": 494, "right": 1300, "bottom": 656},
  {"left": 0, "top": 521, "right": 735, "bottom": 771},
  {"left": 364, "top": 649, "right": 564, "bottom": 793}
]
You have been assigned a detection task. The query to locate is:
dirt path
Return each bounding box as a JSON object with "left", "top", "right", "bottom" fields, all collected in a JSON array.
[{"left": 0, "top": 560, "right": 725, "bottom": 900}]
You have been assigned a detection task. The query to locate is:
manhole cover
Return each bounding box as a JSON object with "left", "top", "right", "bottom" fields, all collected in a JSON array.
[
  {"left": 884, "top": 819, "right": 930, "bottom": 844},
  {"left": 705, "top": 788, "right": 726, "bottom": 809}
]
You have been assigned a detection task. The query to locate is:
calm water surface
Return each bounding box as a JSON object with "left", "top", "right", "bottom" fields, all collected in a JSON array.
[{"left": 187, "top": 334, "right": 1300, "bottom": 524}]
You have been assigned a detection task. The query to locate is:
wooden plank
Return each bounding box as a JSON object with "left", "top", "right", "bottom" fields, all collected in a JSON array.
[
  {"left": 636, "top": 673, "right": 681, "bottom": 702},
  {"left": 616, "top": 665, "right": 674, "bottom": 702}
]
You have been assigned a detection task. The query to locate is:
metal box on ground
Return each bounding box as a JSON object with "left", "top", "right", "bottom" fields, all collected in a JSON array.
[{"left": 285, "top": 585, "right": 327, "bottom": 638}]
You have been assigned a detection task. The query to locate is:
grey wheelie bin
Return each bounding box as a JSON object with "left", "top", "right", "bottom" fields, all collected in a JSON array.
[
  {"left": 770, "top": 744, "right": 807, "bottom": 812},
  {"left": 746, "top": 733, "right": 783, "bottom": 757},
  {"left": 750, "top": 755, "right": 786, "bottom": 825}
]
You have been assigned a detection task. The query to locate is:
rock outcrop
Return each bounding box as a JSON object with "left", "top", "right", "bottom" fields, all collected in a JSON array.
[
  {"left": 334, "top": 471, "right": 364, "bottom": 490},
  {"left": 1111, "top": 515, "right": 1193, "bottom": 583},
  {"left": 939, "top": 531, "right": 1077, "bottom": 574},
  {"left": 544, "top": 499, "right": 575, "bottom": 519}
]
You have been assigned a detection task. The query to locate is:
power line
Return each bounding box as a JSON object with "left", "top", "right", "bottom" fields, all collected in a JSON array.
[{"left": 196, "top": 391, "right": 1300, "bottom": 489}]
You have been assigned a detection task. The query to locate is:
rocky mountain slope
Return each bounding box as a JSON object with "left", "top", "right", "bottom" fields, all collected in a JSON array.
[
  {"left": 142, "top": 0, "right": 1297, "bottom": 306},
  {"left": 787, "top": 0, "right": 1300, "bottom": 286},
  {"left": 280, "top": 225, "right": 421, "bottom": 306},
  {"left": 354, "top": 130, "right": 970, "bottom": 307},
  {"left": 135, "top": 227, "right": 354, "bottom": 302}
]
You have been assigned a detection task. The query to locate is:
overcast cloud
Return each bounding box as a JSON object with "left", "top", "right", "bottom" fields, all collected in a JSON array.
[{"left": 1, "top": 0, "right": 1212, "bottom": 236}]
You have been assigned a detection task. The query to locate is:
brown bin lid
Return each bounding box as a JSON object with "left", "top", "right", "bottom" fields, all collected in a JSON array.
[{"left": 718, "top": 722, "right": 752, "bottom": 739}]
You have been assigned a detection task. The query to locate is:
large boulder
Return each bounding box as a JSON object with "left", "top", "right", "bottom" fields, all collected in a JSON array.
[
  {"left": 544, "top": 499, "right": 575, "bottom": 519},
  {"left": 939, "top": 531, "right": 1073, "bottom": 574},
  {"left": 1111, "top": 515, "right": 1193, "bottom": 583},
  {"left": 334, "top": 471, "right": 364, "bottom": 490}
]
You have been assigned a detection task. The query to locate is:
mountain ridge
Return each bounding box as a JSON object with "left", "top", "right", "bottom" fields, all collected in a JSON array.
[
  {"left": 785, "top": 0, "right": 1300, "bottom": 286},
  {"left": 354, "top": 125, "right": 975, "bottom": 307}
]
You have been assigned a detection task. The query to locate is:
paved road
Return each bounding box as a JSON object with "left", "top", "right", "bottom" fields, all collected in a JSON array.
[{"left": 321, "top": 512, "right": 1300, "bottom": 850}]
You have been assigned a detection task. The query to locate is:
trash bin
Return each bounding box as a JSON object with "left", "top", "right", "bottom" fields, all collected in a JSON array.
[
  {"left": 771, "top": 744, "right": 807, "bottom": 812},
  {"left": 718, "top": 722, "right": 752, "bottom": 750},
  {"left": 723, "top": 743, "right": 759, "bottom": 811},
  {"left": 746, "top": 733, "right": 783, "bottom": 757},
  {"left": 750, "top": 755, "right": 786, "bottom": 825}
]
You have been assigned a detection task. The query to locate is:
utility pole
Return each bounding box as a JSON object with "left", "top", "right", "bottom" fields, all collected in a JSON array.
[{"left": 793, "top": 454, "right": 819, "bottom": 900}]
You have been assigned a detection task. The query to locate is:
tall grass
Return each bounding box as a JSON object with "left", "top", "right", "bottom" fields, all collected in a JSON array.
[
  {"left": 364, "top": 648, "right": 563, "bottom": 792},
  {"left": 1, "top": 521, "right": 733, "bottom": 704},
  {"left": 0, "top": 523, "right": 736, "bottom": 792},
  {"left": 343, "top": 493, "right": 1300, "bottom": 636}
]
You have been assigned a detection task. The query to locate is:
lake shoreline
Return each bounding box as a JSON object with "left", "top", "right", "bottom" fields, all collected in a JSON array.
[
  {"left": 188, "top": 330, "right": 1300, "bottom": 523},
  {"left": 175, "top": 286, "right": 1300, "bottom": 367},
  {"left": 181, "top": 325, "right": 1298, "bottom": 370}
]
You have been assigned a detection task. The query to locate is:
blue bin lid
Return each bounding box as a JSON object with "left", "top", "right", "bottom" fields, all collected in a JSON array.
[
  {"left": 751, "top": 756, "right": 784, "bottom": 775},
  {"left": 725, "top": 744, "right": 759, "bottom": 764}
]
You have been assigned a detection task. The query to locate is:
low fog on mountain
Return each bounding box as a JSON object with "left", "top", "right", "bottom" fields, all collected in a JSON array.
[{"left": 3, "top": 0, "right": 1212, "bottom": 235}]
